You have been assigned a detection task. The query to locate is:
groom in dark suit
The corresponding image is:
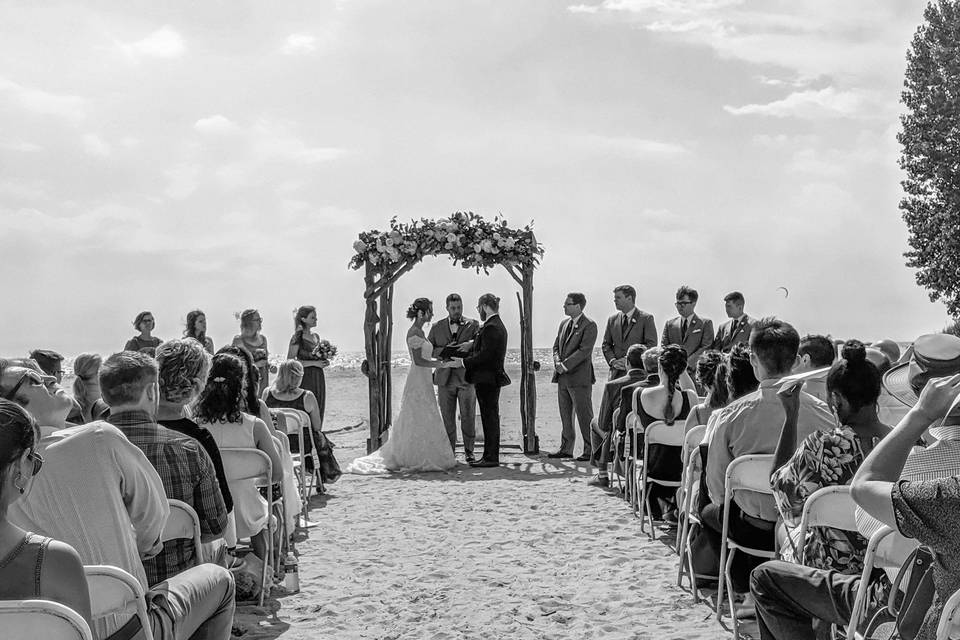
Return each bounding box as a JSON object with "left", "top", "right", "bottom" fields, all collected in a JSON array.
[{"left": 462, "top": 293, "right": 509, "bottom": 467}]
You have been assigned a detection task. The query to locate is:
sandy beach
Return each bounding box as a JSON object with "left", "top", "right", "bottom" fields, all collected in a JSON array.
[{"left": 232, "top": 364, "right": 730, "bottom": 639}]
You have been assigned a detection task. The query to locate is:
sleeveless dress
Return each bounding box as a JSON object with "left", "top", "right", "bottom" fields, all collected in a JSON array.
[
  {"left": 637, "top": 389, "right": 695, "bottom": 518},
  {"left": 0, "top": 533, "right": 52, "bottom": 600},
  {"left": 347, "top": 335, "right": 456, "bottom": 474},
  {"left": 200, "top": 413, "right": 269, "bottom": 541},
  {"left": 291, "top": 331, "right": 326, "bottom": 426},
  {"left": 233, "top": 335, "right": 270, "bottom": 395}
]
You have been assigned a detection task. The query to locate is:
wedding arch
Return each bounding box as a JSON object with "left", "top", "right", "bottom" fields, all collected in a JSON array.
[{"left": 349, "top": 212, "right": 545, "bottom": 454}]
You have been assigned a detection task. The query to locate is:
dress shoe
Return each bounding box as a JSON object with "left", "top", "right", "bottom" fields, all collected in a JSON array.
[
  {"left": 575, "top": 454, "right": 591, "bottom": 462},
  {"left": 587, "top": 475, "right": 609, "bottom": 488},
  {"left": 470, "top": 459, "right": 499, "bottom": 468},
  {"left": 464, "top": 452, "right": 476, "bottom": 463},
  {"left": 546, "top": 451, "right": 572, "bottom": 459}
]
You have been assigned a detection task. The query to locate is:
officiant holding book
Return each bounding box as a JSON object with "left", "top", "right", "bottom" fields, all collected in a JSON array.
[{"left": 429, "top": 293, "right": 479, "bottom": 462}]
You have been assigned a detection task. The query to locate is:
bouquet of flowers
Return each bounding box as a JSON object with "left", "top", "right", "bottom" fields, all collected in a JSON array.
[{"left": 313, "top": 339, "right": 338, "bottom": 362}]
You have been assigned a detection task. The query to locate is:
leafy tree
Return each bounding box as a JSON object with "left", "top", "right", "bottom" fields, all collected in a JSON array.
[{"left": 899, "top": 0, "right": 960, "bottom": 314}]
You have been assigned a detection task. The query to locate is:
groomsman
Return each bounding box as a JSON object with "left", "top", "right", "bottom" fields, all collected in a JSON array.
[
  {"left": 661, "top": 285, "right": 714, "bottom": 371},
  {"left": 712, "top": 291, "right": 753, "bottom": 352},
  {"left": 549, "top": 292, "right": 598, "bottom": 461},
  {"left": 428, "top": 293, "right": 479, "bottom": 462},
  {"left": 601, "top": 285, "right": 657, "bottom": 380}
]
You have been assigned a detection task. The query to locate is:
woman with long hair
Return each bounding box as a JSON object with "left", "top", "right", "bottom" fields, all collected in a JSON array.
[
  {"left": 685, "top": 350, "right": 729, "bottom": 431},
  {"left": 635, "top": 344, "right": 699, "bottom": 521},
  {"left": 194, "top": 354, "right": 283, "bottom": 560},
  {"left": 287, "top": 305, "right": 328, "bottom": 428},
  {"left": 216, "top": 345, "right": 273, "bottom": 427},
  {"left": 232, "top": 309, "right": 270, "bottom": 395},
  {"left": 124, "top": 311, "right": 162, "bottom": 357},
  {"left": 0, "top": 399, "right": 91, "bottom": 623},
  {"left": 70, "top": 353, "right": 109, "bottom": 423},
  {"left": 184, "top": 310, "right": 214, "bottom": 354}
]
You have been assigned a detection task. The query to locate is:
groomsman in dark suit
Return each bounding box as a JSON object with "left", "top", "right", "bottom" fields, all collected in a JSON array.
[
  {"left": 549, "top": 292, "right": 598, "bottom": 461},
  {"left": 712, "top": 291, "right": 753, "bottom": 353},
  {"left": 601, "top": 285, "right": 658, "bottom": 380},
  {"left": 661, "top": 285, "right": 714, "bottom": 371},
  {"left": 428, "top": 293, "right": 480, "bottom": 462}
]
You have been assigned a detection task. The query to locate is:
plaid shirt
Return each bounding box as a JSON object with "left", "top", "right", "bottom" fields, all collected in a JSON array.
[{"left": 109, "top": 410, "right": 227, "bottom": 585}]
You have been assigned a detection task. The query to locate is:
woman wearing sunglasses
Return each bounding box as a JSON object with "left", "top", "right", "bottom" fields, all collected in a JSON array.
[{"left": 0, "top": 398, "right": 91, "bottom": 624}]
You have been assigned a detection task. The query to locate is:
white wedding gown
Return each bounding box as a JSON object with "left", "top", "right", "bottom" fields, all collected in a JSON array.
[{"left": 346, "top": 334, "right": 457, "bottom": 474}]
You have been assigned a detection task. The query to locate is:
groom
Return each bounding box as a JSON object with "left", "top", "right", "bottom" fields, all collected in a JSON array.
[{"left": 462, "top": 293, "right": 509, "bottom": 467}]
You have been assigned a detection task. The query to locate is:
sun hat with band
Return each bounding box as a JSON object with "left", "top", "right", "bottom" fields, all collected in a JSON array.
[{"left": 883, "top": 333, "right": 960, "bottom": 410}]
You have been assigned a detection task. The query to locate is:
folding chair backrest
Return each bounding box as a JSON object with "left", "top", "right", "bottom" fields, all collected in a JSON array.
[
  {"left": 797, "top": 485, "right": 858, "bottom": 564},
  {"left": 269, "top": 409, "right": 287, "bottom": 433},
  {"left": 937, "top": 588, "right": 960, "bottom": 640},
  {"left": 0, "top": 600, "right": 92, "bottom": 640},
  {"left": 724, "top": 454, "right": 776, "bottom": 514},
  {"left": 275, "top": 408, "right": 311, "bottom": 435},
  {"left": 221, "top": 447, "right": 272, "bottom": 486},
  {"left": 162, "top": 499, "right": 203, "bottom": 566},
  {"left": 645, "top": 421, "right": 686, "bottom": 448},
  {"left": 84, "top": 564, "right": 153, "bottom": 640}
]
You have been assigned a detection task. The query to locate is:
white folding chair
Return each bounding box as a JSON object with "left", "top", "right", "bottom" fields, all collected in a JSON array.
[
  {"left": 716, "top": 454, "right": 777, "bottom": 637},
  {"left": 637, "top": 420, "right": 685, "bottom": 539},
  {"left": 796, "top": 485, "right": 858, "bottom": 565},
  {"left": 270, "top": 433, "right": 292, "bottom": 579},
  {"left": 626, "top": 386, "right": 644, "bottom": 514},
  {"left": 676, "top": 425, "right": 707, "bottom": 594},
  {"left": 0, "top": 600, "right": 92, "bottom": 640},
  {"left": 846, "top": 525, "right": 918, "bottom": 640},
  {"left": 609, "top": 407, "right": 624, "bottom": 494},
  {"left": 938, "top": 588, "right": 960, "bottom": 640},
  {"left": 162, "top": 499, "right": 204, "bottom": 566},
  {"left": 274, "top": 408, "right": 322, "bottom": 509},
  {"left": 84, "top": 564, "right": 153, "bottom": 640},
  {"left": 220, "top": 447, "right": 275, "bottom": 606}
]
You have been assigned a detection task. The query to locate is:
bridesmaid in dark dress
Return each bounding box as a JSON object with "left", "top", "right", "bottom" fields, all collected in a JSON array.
[
  {"left": 232, "top": 309, "right": 270, "bottom": 396},
  {"left": 124, "top": 311, "right": 162, "bottom": 357},
  {"left": 288, "top": 305, "right": 328, "bottom": 427}
]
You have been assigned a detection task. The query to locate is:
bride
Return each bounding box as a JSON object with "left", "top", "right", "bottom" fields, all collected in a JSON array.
[{"left": 347, "top": 297, "right": 461, "bottom": 474}]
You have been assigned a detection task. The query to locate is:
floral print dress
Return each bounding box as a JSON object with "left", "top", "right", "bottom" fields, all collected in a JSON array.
[{"left": 771, "top": 426, "right": 867, "bottom": 574}]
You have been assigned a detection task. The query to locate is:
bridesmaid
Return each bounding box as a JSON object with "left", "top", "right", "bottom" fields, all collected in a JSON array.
[
  {"left": 184, "top": 309, "right": 215, "bottom": 354},
  {"left": 124, "top": 311, "right": 162, "bottom": 356},
  {"left": 232, "top": 309, "right": 270, "bottom": 395},
  {"left": 288, "top": 305, "right": 327, "bottom": 427}
]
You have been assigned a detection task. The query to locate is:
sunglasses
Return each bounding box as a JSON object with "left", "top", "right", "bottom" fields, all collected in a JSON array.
[
  {"left": 2, "top": 370, "right": 48, "bottom": 401},
  {"left": 26, "top": 450, "right": 43, "bottom": 476},
  {"left": 675, "top": 300, "right": 694, "bottom": 307}
]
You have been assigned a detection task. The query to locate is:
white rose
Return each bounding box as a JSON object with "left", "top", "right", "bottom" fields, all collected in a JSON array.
[{"left": 481, "top": 239, "right": 494, "bottom": 252}]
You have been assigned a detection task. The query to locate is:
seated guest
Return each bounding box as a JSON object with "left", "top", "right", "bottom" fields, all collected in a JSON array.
[
  {"left": 770, "top": 340, "right": 891, "bottom": 572},
  {"left": 29, "top": 349, "right": 64, "bottom": 383},
  {"left": 263, "top": 359, "right": 323, "bottom": 469},
  {"left": 0, "top": 399, "right": 91, "bottom": 626},
  {"left": 794, "top": 334, "right": 836, "bottom": 402},
  {"left": 588, "top": 344, "right": 648, "bottom": 488},
  {"left": 102, "top": 351, "right": 228, "bottom": 585},
  {"left": 155, "top": 338, "right": 233, "bottom": 514},
  {"left": 196, "top": 354, "right": 283, "bottom": 561},
  {"left": 124, "top": 310, "right": 162, "bottom": 357},
  {"left": 70, "top": 353, "right": 109, "bottom": 424},
  {"left": 185, "top": 309, "right": 215, "bottom": 354},
  {"left": 686, "top": 350, "right": 728, "bottom": 430},
  {"left": 703, "top": 318, "right": 834, "bottom": 609},
  {"left": 635, "top": 345, "right": 699, "bottom": 520},
  {"left": 218, "top": 345, "right": 274, "bottom": 427},
  {"left": 0, "top": 358, "right": 235, "bottom": 640},
  {"left": 752, "top": 373, "right": 960, "bottom": 639},
  {"left": 615, "top": 347, "right": 661, "bottom": 435}
]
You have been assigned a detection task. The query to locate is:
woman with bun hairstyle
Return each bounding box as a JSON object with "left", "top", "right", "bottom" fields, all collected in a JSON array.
[
  {"left": 287, "top": 305, "right": 327, "bottom": 428},
  {"left": 770, "top": 339, "right": 892, "bottom": 573},
  {"left": 635, "top": 344, "right": 699, "bottom": 521},
  {"left": 124, "top": 311, "right": 162, "bottom": 356},
  {"left": 71, "top": 353, "right": 110, "bottom": 424},
  {"left": 346, "top": 298, "right": 459, "bottom": 474}
]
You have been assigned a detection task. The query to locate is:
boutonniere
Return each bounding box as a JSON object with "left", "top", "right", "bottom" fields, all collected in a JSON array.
[{"left": 630, "top": 316, "right": 637, "bottom": 325}]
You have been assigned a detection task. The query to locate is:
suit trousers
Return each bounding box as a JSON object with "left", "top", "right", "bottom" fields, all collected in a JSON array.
[
  {"left": 436, "top": 382, "right": 477, "bottom": 453},
  {"left": 750, "top": 560, "right": 860, "bottom": 640},
  {"left": 475, "top": 383, "right": 501, "bottom": 462},
  {"left": 700, "top": 501, "right": 776, "bottom": 594},
  {"left": 589, "top": 419, "right": 611, "bottom": 470},
  {"left": 558, "top": 383, "right": 594, "bottom": 455}
]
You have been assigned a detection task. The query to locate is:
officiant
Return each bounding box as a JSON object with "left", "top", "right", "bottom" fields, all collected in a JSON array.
[{"left": 428, "top": 293, "right": 480, "bottom": 462}]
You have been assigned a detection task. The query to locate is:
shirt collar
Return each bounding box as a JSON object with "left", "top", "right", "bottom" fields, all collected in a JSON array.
[
  {"left": 571, "top": 313, "right": 584, "bottom": 326},
  {"left": 38, "top": 425, "right": 59, "bottom": 439},
  {"left": 107, "top": 409, "right": 156, "bottom": 427},
  {"left": 623, "top": 308, "right": 636, "bottom": 319}
]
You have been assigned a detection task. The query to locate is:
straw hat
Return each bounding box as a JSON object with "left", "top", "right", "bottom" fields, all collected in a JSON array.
[{"left": 882, "top": 333, "right": 960, "bottom": 407}]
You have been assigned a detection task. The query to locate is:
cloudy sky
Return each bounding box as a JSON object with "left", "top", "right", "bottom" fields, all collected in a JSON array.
[{"left": 0, "top": 1, "right": 946, "bottom": 357}]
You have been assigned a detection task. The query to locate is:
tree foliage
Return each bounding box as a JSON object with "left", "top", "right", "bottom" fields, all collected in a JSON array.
[{"left": 899, "top": 0, "right": 960, "bottom": 315}]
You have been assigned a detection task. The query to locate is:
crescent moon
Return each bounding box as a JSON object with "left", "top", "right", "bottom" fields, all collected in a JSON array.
[{"left": 777, "top": 286, "right": 789, "bottom": 298}]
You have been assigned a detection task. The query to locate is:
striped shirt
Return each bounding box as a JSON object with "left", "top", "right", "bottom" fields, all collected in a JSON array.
[{"left": 109, "top": 410, "right": 228, "bottom": 586}]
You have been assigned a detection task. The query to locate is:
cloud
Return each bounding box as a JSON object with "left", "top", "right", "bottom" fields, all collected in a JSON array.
[
  {"left": 82, "top": 133, "right": 111, "bottom": 156},
  {"left": 164, "top": 162, "right": 201, "bottom": 199},
  {"left": 2, "top": 141, "right": 43, "bottom": 152},
  {"left": 194, "top": 114, "right": 240, "bottom": 135},
  {"left": 567, "top": 5, "right": 600, "bottom": 14},
  {"left": 724, "top": 87, "right": 872, "bottom": 119},
  {"left": 0, "top": 76, "right": 86, "bottom": 122},
  {"left": 281, "top": 34, "right": 317, "bottom": 55},
  {"left": 118, "top": 26, "right": 186, "bottom": 60},
  {"left": 574, "top": 134, "right": 687, "bottom": 157}
]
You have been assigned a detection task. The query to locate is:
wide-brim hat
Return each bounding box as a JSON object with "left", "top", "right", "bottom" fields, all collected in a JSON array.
[{"left": 883, "top": 333, "right": 960, "bottom": 407}]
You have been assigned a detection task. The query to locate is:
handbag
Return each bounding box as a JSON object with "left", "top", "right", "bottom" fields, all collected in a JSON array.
[{"left": 315, "top": 432, "right": 342, "bottom": 484}]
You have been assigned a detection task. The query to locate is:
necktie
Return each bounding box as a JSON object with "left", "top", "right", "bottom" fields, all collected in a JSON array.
[
  {"left": 681, "top": 317, "right": 688, "bottom": 339},
  {"left": 562, "top": 320, "right": 573, "bottom": 348},
  {"left": 620, "top": 314, "right": 629, "bottom": 340}
]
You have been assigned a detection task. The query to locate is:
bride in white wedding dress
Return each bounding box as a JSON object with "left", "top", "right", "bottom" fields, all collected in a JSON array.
[{"left": 347, "top": 298, "right": 460, "bottom": 474}]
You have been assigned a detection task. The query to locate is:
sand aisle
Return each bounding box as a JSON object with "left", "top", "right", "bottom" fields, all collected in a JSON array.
[{"left": 242, "top": 441, "right": 723, "bottom": 639}]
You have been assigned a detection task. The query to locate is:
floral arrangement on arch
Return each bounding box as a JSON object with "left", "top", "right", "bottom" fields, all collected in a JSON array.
[{"left": 349, "top": 212, "right": 544, "bottom": 275}]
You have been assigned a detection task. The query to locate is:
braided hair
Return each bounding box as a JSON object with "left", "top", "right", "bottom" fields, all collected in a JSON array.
[{"left": 658, "top": 344, "right": 688, "bottom": 425}]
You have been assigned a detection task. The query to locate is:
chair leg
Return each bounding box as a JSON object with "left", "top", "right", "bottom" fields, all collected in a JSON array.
[
  {"left": 685, "top": 530, "right": 700, "bottom": 605},
  {"left": 724, "top": 547, "right": 738, "bottom": 637},
  {"left": 716, "top": 544, "right": 727, "bottom": 621}
]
